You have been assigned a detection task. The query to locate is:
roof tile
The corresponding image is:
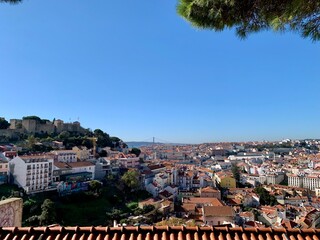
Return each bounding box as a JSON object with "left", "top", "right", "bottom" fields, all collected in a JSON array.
[{"left": 1, "top": 227, "right": 320, "bottom": 240}]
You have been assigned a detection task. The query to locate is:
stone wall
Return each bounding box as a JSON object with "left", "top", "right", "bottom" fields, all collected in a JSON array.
[
  {"left": 0, "top": 198, "right": 23, "bottom": 227},
  {"left": 0, "top": 129, "right": 24, "bottom": 138},
  {"left": 1, "top": 118, "right": 87, "bottom": 137}
]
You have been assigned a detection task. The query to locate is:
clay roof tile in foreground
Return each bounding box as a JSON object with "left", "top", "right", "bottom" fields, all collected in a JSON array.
[{"left": 1, "top": 226, "right": 320, "bottom": 240}]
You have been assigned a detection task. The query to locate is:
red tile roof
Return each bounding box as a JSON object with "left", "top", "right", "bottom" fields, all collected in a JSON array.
[
  {"left": 2, "top": 226, "right": 320, "bottom": 240},
  {"left": 203, "top": 206, "right": 235, "bottom": 217}
]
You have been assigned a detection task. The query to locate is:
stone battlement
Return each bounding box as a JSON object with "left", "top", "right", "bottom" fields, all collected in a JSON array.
[{"left": 2, "top": 118, "right": 86, "bottom": 136}]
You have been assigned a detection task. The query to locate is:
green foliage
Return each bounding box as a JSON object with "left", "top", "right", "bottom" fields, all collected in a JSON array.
[
  {"left": 121, "top": 169, "right": 140, "bottom": 192},
  {"left": 25, "top": 215, "right": 40, "bottom": 226},
  {"left": 126, "top": 201, "right": 138, "bottom": 210},
  {"left": 26, "top": 135, "right": 37, "bottom": 149},
  {"left": 22, "top": 116, "right": 42, "bottom": 121},
  {"left": 0, "top": 117, "right": 10, "bottom": 129},
  {"left": 254, "top": 186, "right": 278, "bottom": 206},
  {"left": 156, "top": 217, "right": 196, "bottom": 226},
  {"left": 231, "top": 163, "right": 240, "bottom": 184},
  {"left": 130, "top": 148, "right": 141, "bottom": 157},
  {"left": 23, "top": 198, "right": 37, "bottom": 211},
  {"left": 25, "top": 136, "right": 54, "bottom": 153},
  {"left": 39, "top": 199, "right": 56, "bottom": 226},
  {"left": 142, "top": 204, "right": 155, "bottom": 213},
  {"left": 177, "top": 0, "right": 320, "bottom": 41},
  {"left": 133, "top": 208, "right": 144, "bottom": 216},
  {"left": 94, "top": 129, "right": 112, "bottom": 148},
  {"left": 0, "top": 0, "right": 21, "bottom": 3},
  {"left": 0, "top": 184, "right": 21, "bottom": 198},
  {"left": 99, "top": 150, "right": 108, "bottom": 157},
  {"left": 58, "top": 131, "right": 70, "bottom": 140},
  {"left": 106, "top": 208, "right": 123, "bottom": 222},
  {"left": 89, "top": 180, "right": 102, "bottom": 194}
]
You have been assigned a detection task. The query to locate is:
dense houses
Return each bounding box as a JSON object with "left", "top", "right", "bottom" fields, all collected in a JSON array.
[{"left": 1, "top": 138, "right": 320, "bottom": 228}]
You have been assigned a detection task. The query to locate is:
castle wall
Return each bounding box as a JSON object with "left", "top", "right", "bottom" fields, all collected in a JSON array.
[
  {"left": 0, "top": 129, "right": 24, "bottom": 138},
  {"left": 36, "top": 123, "right": 55, "bottom": 134},
  {"left": 9, "top": 119, "right": 22, "bottom": 130},
  {"left": 2, "top": 118, "right": 86, "bottom": 136},
  {"left": 22, "top": 119, "right": 37, "bottom": 133},
  {"left": 54, "top": 120, "right": 64, "bottom": 133}
]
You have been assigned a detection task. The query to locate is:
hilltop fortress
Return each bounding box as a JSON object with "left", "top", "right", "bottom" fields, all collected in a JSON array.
[{"left": 0, "top": 117, "right": 87, "bottom": 139}]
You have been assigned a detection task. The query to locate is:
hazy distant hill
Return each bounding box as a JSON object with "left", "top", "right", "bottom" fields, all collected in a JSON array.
[
  {"left": 125, "top": 141, "right": 162, "bottom": 148},
  {"left": 125, "top": 141, "right": 187, "bottom": 148}
]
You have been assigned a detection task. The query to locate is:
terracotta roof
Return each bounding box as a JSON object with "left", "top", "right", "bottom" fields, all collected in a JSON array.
[
  {"left": 148, "top": 164, "right": 166, "bottom": 170},
  {"left": 203, "top": 206, "right": 235, "bottom": 217},
  {"left": 1, "top": 226, "right": 320, "bottom": 240},
  {"left": 19, "top": 154, "right": 54, "bottom": 160},
  {"left": 54, "top": 161, "right": 71, "bottom": 169},
  {"left": 201, "top": 186, "right": 220, "bottom": 193},
  {"left": 183, "top": 198, "right": 224, "bottom": 206},
  {"left": 67, "top": 161, "right": 95, "bottom": 167}
]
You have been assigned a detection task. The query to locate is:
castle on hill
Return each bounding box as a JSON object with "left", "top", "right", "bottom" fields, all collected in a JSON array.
[{"left": 0, "top": 117, "right": 87, "bottom": 139}]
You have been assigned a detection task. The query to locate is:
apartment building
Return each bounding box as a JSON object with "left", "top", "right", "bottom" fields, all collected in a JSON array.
[
  {"left": 288, "top": 173, "right": 320, "bottom": 190},
  {"left": 51, "top": 150, "right": 77, "bottom": 163},
  {"left": 118, "top": 157, "right": 140, "bottom": 169},
  {"left": 0, "top": 158, "right": 9, "bottom": 184},
  {"left": 72, "top": 146, "right": 91, "bottom": 161},
  {"left": 10, "top": 155, "right": 53, "bottom": 193},
  {"left": 54, "top": 161, "right": 95, "bottom": 182}
]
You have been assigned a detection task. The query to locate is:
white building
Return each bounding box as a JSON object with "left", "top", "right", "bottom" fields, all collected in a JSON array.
[
  {"left": 67, "top": 161, "right": 95, "bottom": 180},
  {"left": 51, "top": 150, "right": 77, "bottom": 163},
  {"left": 10, "top": 155, "right": 54, "bottom": 194},
  {"left": 72, "top": 146, "right": 91, "bottom": 161},
  {"left": 0, "top": 158, "right": 9, "bottom": 184},
  {"left": 288, "top": 173, "right": 320, "bottom": 190},
  {"left": 118, "top": 157, "right": 140, "bottom": 169}
]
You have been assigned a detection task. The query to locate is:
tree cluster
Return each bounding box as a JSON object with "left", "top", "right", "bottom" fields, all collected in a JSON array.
[
  {"left": 129, "top": 147, "right": 141, "bottom": 157},
  {"left": 0, "top": 117, "right": 10, "bottom": 129},
  {"left": 254, "top": 186, "right": 278, "bottom": 206},
  {"left": 0, "top": 0, "right": 21, "bottom": 3},
  {"left": 177, "top": 0, "right": 320, "bottom": 41},
  {"left": 24, "top": 199, "right": 57, "bottom": 226},
  {"left": 231, "top": 163, "right": 241, "bottom": 186},
  {"left": 121, "top": 169, "right": 140, "bottom": 192}
]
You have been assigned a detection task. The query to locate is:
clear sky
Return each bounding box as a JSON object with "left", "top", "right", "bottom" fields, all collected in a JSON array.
[{"left": 0, "top": 0, "right": 319, "bottom": 144}]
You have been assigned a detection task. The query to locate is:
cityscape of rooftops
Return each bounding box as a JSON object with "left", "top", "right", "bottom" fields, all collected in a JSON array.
[{"left": 0, "top": 0, "right": 319, "bottom": 233}]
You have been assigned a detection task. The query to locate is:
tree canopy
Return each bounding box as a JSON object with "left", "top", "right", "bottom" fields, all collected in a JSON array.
[
  {"left": 38, "top": 199, "right": 57, "bottom": 226},
  {"left": 121, "top": 169, "right": 140, "bottom": 192},
  {"left": 177, "top": 0, "right": 320, "bottom": 41},
  {"left": 129, "top": 147, "right": 141, "bottom": 157},
  {"left": 0, "top": 0, "right": 21, "bottom": 3},
  {"left": 0, "top": 118, "right": 10, "bottom": 129},
  {"left": 254, "top": 186, "right": 278, "bottom": 206},
  {"left": 231, "top": 163, "right": 240, "bottom": 185}
]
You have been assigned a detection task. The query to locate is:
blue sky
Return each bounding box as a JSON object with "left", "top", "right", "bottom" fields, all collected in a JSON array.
[{"left": 0, "top": 0, "right": 319, "bottom": 144}]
